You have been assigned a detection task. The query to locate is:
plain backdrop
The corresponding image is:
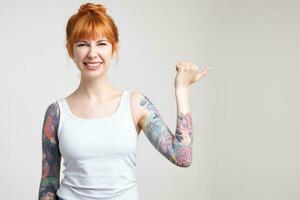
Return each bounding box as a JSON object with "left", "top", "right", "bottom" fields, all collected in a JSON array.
[{"left": 0, "top": 0, "right": 299, "bottom": 199}]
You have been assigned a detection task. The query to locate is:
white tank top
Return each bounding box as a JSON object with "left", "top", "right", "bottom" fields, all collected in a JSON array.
[{"left": 55, "top": 90, "right": 139, "bottom": 200}]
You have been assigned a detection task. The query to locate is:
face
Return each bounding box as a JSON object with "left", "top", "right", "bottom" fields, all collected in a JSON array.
[{"left": 72, "top": 36, "right": 114, "bottom": 79}]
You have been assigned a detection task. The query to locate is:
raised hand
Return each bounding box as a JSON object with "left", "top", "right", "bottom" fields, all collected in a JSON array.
[{"left": 175, "top": 62, "right": 211, "bottom": 90}]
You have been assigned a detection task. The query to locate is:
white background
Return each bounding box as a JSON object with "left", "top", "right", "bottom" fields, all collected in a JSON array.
[{"left": 0, "top": 0, "right": 299, "bottom": 199}]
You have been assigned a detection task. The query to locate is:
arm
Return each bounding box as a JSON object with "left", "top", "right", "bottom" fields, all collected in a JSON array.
[
  {"left": 138, "top": 90, "right": 193, "bottom": 167},
  {"left": 138, "top": 62, "right": 211, "bottom": 167},
  {"left": 38, "top": 102, "right": 61, "bottom": 200}
]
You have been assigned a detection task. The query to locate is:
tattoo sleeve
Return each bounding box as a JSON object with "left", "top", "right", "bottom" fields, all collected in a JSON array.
[
  {"left": 140, "top": 94, "right": 193, "bottom": 167},
  {"left": 38, "top": 102, "right": 61, "bottom": 200}
]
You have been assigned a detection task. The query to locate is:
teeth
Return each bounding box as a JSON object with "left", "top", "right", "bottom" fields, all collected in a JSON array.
[{"left": 85, "top": 63, "right": 101, "bottom": 67}]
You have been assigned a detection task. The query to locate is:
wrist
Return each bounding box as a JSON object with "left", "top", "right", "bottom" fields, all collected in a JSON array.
[
  {"left": 175, "top": 88, "right": 190, "bottom": 114},
  {"left": 175, "top": 86, "right": 189, "bottom": 95}
]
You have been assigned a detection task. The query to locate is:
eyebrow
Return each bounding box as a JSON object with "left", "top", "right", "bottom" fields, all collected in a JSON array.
[{"left": 77, "top": 39, "right": 107, "bottom": 43}]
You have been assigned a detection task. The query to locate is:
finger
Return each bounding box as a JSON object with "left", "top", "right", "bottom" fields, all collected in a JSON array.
[
  {"left": 195, "top": 68, "right": 209, "bottom": 81},
  {"left": 195, "top": 72, "right": 205, "bottom": 81},
  {"left": 176, "top": 64, "right": 184, "bottom": 72},
  {"left": 187, "top": 62, "right": 195, "bottom": 66},
  {"left": 176, "top": 62, "right": 185, "bottom": 71},
  {"left": 199, "top": 66, "right": 211, "bottom": 73},
  {"left": 192, "top": 65, "right": 198, "bottom": 72},
  {"left": 175, "top": 63, "right": 181, "bottom": 72}
]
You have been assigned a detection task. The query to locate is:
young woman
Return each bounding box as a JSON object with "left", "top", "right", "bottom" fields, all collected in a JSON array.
[{"left": 38, "top": 3, "right": 211, "bottom": 200}]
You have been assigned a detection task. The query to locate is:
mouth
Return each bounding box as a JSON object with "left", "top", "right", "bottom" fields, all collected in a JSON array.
[{"left": 83, "top": 62, "right": 103, "bottom": 70}]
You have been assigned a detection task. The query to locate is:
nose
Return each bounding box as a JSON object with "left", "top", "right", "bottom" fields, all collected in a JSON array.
[{"left": 87, "top": 45, "right": 98, "bottom": 59}]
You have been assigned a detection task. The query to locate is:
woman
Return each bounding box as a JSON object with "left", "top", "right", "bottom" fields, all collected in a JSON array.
[{"left": 38, "top": 2, "right": 211, "bottom": 200}]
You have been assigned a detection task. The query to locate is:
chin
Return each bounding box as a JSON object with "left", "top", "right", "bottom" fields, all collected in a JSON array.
[{"left": 81, "top": 69, "right": 108, "bottom": 79}]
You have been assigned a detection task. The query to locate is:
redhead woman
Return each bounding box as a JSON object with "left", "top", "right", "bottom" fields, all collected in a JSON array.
[{"left": 38, "top": 2, "right": 211, "bottom": 200}]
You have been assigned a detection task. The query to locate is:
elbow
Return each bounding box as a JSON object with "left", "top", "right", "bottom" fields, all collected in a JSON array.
[
  {"left": 177, "top": 160, "right": 192, "bottom": 168},
  {"left": 174, "top": 147, "right": 192, "bottom": 167},
  {"left": 175, "top": 155, "right": 192, "bottom": 167}
]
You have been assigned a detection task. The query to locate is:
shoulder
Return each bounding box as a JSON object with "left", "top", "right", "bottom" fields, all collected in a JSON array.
[
  {"left": 128, "top": 90, "right": 161, "bottom": 126},
  {"left": 128, "top": 90, "right": 151, "bottom": 110},
  {"left": 129, "top": 90, "right": 145, "bottom": 105},
  {"left": 43, "top": 101, "right": 60, "bottom": 128},
  {"left": 128, "top": 90, "right": 145, "bottom": 115},
  {"left": 128, "top": 90, "right": 153, "bottom": 127},
  {"left": 44, "top": 101, "right": 60, "bottom": 117}
]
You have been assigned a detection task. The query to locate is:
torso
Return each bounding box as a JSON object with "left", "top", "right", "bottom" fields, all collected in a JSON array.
[{"left": 65, "top": 90, "right": 143, "bottom": 135}]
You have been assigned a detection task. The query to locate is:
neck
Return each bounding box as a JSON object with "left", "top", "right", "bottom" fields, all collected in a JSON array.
[{"left": 74, "top": 73, "right": 118, "bottom": 102}]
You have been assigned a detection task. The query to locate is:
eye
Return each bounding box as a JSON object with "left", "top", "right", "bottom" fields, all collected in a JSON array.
[{"left": 77, "top": 43, "right": 106, "bottom": 47}]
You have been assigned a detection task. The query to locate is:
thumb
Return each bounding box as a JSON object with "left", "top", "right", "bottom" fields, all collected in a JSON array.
[
  {"left": 195, "top": 67, "right": 211, "bottom": 81},
  {"left": 195, "top": 71, "right": 203, "bottom": 81}
]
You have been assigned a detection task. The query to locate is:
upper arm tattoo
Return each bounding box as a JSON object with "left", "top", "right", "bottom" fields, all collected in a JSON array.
[
  {"left": 38, "top": 102, "right": 61, "bottom": 200},
  {"left": 140, "top": 94, "right": 193, "bottom": 167}
]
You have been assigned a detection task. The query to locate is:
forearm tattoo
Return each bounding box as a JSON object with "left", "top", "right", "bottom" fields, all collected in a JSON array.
[
  {"left": 140, "top": 95, "right": 193, "bottom": 167},
  {"left": 38, "top": 102, "right": 61, "bottom": 200}
]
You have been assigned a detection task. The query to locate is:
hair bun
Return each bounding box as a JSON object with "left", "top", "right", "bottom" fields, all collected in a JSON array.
[{"left": 78, "top": 3, "right": 106, "bottom": 15}]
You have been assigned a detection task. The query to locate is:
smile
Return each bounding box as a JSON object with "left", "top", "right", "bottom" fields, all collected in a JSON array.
[
  {"left": 84, "top": 62, "right": 102, "bottom": 66},
  {"left": 84, "top": 62, "right": 103, "bottom": 70}
]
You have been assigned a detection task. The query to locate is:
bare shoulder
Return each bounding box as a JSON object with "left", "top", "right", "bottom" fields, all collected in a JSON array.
[
  {"left": 129, "top": 90, "right": 149, "bottom": 130},
  {"left": 43, "top": 102, "right": 60, "bottom": 140},
  {"left": 44, "top": 102, "right": 60, "bottom": 127}
]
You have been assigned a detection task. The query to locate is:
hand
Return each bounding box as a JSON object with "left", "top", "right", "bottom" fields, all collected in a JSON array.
[{"left": 174, "top": 61, "right": 211, "bottom": 90}]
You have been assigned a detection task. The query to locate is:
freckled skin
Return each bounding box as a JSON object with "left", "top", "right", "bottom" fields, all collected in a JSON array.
[
  {"left": 140, "top": 94, "right": 193, "bottom": 167},
  {"left": 38, "top": 102, "right": 61, "bottom": 200}
]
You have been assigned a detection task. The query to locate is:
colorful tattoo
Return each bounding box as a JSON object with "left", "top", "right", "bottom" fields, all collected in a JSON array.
[
  {"left": 140, "top": 95, "right": 193, "bottom": 167},
  {"left": 38, "top": 102, "right": 61, "bottom": 200}
]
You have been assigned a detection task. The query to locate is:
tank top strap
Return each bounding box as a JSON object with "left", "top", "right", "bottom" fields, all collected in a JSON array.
[
  {"left": 118, "top": 90, "right": 127, "bottom": 107},
  {"left": 119, "top": 90, "right": 132, "bottom": 113},
  {"left": 54, "top": 90, "right": 131, "bottom": 127}
]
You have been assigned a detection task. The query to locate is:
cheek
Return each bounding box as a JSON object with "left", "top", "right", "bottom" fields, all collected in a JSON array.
[
  {"left": 74, "top": 49, "right": 85, "bottom": 57},
  {"left": 73, "top": 50, "right": 87, "bottom": 63},
  {"left": 98, "top": 47, "right": 109, "bottom": 54},
  {"left": 104, "top": 52, "right": 112, "bottom": 59},
  {"left": 101, "top": 46, "right": 113, "bottom": 56}
]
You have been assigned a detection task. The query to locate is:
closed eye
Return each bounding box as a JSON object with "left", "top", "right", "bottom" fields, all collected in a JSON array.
[{"left": 77, "top": 43, "right": 106, "bottom": 47}]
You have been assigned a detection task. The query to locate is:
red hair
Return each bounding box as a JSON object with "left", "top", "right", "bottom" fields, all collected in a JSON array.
[{"left": 65, "top": 3, "right": 119, "bottom": 59}]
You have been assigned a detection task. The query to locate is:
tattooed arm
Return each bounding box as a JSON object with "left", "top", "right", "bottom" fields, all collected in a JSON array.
[
  {"left": 136, "top": 89, "right": 193, "bottom": 167},
  {"left": 38, "top": 102, "right": 61, "bottom": 200},
  {"left": 134, "top": 63, "right": 210, "bottom": 167}
]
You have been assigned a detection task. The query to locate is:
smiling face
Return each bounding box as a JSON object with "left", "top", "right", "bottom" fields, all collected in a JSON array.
[{"left": 72, "top": 36, "right": 114, "bottom": 79}]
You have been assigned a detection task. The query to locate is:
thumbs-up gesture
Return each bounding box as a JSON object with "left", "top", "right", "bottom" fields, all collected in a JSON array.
[{"left": 175, "top": 62, "right": 211, "bottom": 90}]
